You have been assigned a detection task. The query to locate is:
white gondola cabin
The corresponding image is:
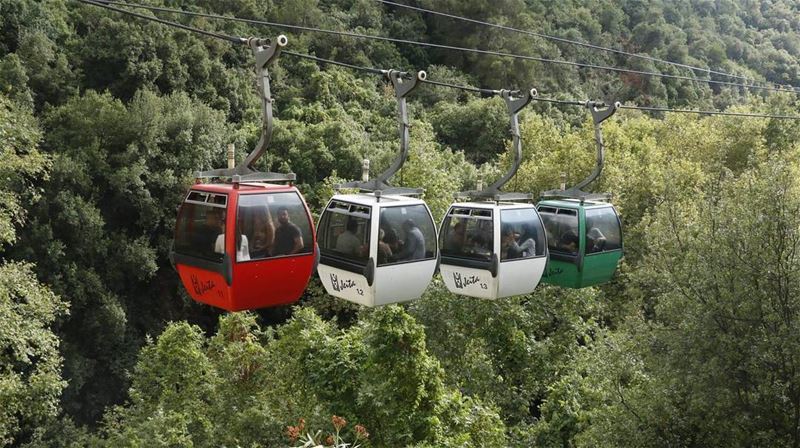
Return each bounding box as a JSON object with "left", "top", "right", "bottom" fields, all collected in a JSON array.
[
  {"left": 439, "top": 201, "right": 547, "bottom": 299},
  {"left": 317, "top": 193, "right": 438, "bottom": 306},
  {"left": 316, "top": 69, "right": 436, "bottom": 307},
  {"left": 438, "top": 88, "right": 547, "bottom": 299}
]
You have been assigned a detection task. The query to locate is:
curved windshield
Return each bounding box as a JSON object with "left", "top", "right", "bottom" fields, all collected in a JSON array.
[
  {"left": 585, "top": 207, "right": 622, "bottom": 253},
  {"left": 174, "top": 191, "right": 228, "bottom": 262},
  {"left": 318, "top": 200, "right": 371, "bottom": 265},
  {"left": 439, "top": 207, "right": 493, "bottom": 262},
  {"left": 538, "top": 206, "right": 579, "bottom": 255},
  {"left": 237, "top": 192, "right": 314, "bottom": 262},
  {"left": 500, "top": 208, "right": 546, "bottom": 261},
  {"left": 378, "top": 204, "right": 437, "bottom": 266}
]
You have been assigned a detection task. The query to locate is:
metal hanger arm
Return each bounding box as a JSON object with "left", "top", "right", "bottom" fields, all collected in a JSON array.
[
  {"left": 197, "top": 35, "right": 294, "bottom": 181},
  {"left": 337, "top": 70, "right": 426, "bottom": 195}
]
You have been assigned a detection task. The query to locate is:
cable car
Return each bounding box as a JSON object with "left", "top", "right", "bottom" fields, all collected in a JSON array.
[
  {"left": 317, "top": 193, "right": 438, "bottom": 307},
  {"left": 173, "top": 183, "right": 316, "bottom": 310},
  {"left": 439, "top": 89, "right": 549, "bottom": 299},
  {"left": 317, "top": 70, "right": 438, "bottom": 307},
  {"left": 538, "top": 101, "right": 623, "bottom": 288},
  {"left": 536, "top": 199, "right": 622, "bottom": 288},
  {"left": 171, "top": 35, "right": 318, "bottom": 311}
]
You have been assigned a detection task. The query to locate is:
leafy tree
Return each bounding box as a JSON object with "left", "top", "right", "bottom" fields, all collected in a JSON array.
[
  {"left": 0, "top": 93, "right": 67, "bottom": 447},
  {"left": 0, "top": 262, "right": 68, "bottom": 447},
  {"left": 16, "top": 89, "right": 233, "bottom": 424}
]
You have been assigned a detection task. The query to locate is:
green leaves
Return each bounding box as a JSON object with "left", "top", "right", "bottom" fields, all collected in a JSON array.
[{"left": 0, "top": 262, "right": 67, "bottom": 447}]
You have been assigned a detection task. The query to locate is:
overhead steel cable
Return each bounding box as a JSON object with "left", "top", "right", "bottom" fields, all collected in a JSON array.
[
  {"left": 528, "top": 96, "right": 800, "bottom": 120},
  {"left": 616, "top": 104, "right": 800, "bottom": 120},
  {"left": 375, "top": 0, "right": 775, "bottom": 89},
  {"left": 85, "top": 0, "right": 797, "bottom": 95},
  {"left": 75, "top": 0, "right": 245, "bottom": 44},
  {"left": 77, "top": 0, "right": 800, "bottom": 121},
  {"left": 420, "top": 78, "right": 498, "bottom": 95},
  {"left": 283, "top": 50, "right": 388, "bottom": 75}
]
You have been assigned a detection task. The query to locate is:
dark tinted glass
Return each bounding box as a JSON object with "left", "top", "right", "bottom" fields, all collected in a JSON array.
[
  {"left": 237, "top": 192, "right": 313, "bottom": 262},
  {"left": 585, "top": 207, "right": 622, "bottom": 253},
  {"left": 500, "top": 208, "right": 546, "bottom": 261},
  {"left": 539, "top": 207, "right": 579, "bottom": 255},
  {"left": 174, "top": 200, "right": 227, "bottom": 262},
  {"left": 439, "top": 207, "right": 493, "bottom": 262},
  {"left": 318, "top": 200, "right": 371, "bottom": 265},
  {"left": 378, "top": 204, "right": 437, "bottom": 266}
]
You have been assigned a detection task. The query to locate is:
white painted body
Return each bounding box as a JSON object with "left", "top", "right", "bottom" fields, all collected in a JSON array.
[
  {"left": 439, "top": 201, "right": 547, "bottom": 299},
  {"left": 317, "top": 194, "right": 438, "bottom": 307}
]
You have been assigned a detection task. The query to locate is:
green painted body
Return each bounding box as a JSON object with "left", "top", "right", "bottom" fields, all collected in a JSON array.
[{"left": 537, "top": 199, "right": 623, "bottom": 288}]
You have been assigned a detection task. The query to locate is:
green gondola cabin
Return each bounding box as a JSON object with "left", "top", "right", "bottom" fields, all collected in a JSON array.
[{"left": 537, "top": 199, "right": 622, "bottom": 288}]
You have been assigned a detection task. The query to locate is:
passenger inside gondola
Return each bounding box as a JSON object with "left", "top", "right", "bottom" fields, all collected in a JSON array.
[
  {"left": 249, "top": 210, "right": 275, "bottom": 259},
  {"left": 377, "top": 228, "right": 393, "bottom": 264},
  {"left": 559, "top": 230, "right": 579, "bottom": 254},
  {"left": 273, "top": 206, "right": 304, "bottom": 255},
  {"left": 205, "top": 208, "right": 225, "bottom": 255},
  {"left": 395, "top": 218, "right": 425, "bottom": 261},
  {"left": 335, "top": 218, "right": 363, "bottom": 256},
  {"left": 586, "top": 227, "right": 607, "bottom": 253},
  {"left": 445, "top": 221, "right": 467, "bottom": 253},
  {"left": 501, "top": 224, "right": 535, "bottom": 260}
]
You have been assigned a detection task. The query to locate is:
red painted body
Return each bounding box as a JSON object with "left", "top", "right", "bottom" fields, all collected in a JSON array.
[
  {"left": 174, "top": 183, "right": 317, "bottom": 311},
  {"left": 176, "top": 264, "right": 232, "bottom": 308}
]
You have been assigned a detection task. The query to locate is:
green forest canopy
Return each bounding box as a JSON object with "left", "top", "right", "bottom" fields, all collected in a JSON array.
[{"left": 2, "top": 0, "right": 800, "bottom": 446}]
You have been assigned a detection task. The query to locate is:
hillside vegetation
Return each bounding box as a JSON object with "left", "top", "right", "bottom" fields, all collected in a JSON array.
[{"left": 3, "top": 0, "right": 800, "bottom": 446}]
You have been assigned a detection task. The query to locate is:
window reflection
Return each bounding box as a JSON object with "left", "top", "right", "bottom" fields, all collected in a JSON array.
[
  {"left": 378, "top": 205, "right": 436, "bottom": 266},
  {"left": 499, "top": 208, "right": 546, "bottom": 261},
  {"left": 539, "top": 206, "right": 579, "bottom": 255},
  {"left": 439, "top": 208, "right": 493, "bottom": 262},
  {"left": 175, "top": 201, "right": 227, "bottom": 262},
  {"left": 585, "top": 207, "right": 622, "bottom": 253},
  {"left": 319, "top": 201, "right": 371, "bottom": 265},
  {"left": 237, "top": 192, "right": 313, "bottom": 262}
]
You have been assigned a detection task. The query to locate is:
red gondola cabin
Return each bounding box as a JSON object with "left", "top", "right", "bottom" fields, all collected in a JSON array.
[{"left": 172, "top": 182, "right": 317, "bottom": 311}]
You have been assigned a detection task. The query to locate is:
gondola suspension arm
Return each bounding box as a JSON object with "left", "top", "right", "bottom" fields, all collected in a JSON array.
[
  {"left": 337, "top": 69, "right": 427, "bottom": 197},
  {"left": 196, "top": 35, "right": 296, "bottom": 183},
  {"left": 456, "top": 88, "right": 536, "bottom": 202},
  {"left": 541, "top": 101, "right": 619, "bottom": 202}
]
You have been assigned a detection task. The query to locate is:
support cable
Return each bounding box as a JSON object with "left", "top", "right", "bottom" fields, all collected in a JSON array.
[
  {"left": 85, "top": 0, "right": 798, "bottom": 95},
  {"left": 76, "top": 0, "right": 245, "bottom": 44},
  {"left": 77, "top": 0, "right": 800, "bottom": 121},
  {"left": 528, "top": 96, "right": 800, "bottom": 120},
  {"left": 375, "top": 0, "right": 779, "bottom": 89}
]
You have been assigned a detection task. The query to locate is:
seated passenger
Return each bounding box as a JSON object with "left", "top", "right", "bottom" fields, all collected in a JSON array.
[
  {"left": 586, "top": 227, "right": 607, "bottom": 253},
  {"left": 273, "top": 206, "right": 304, "bottom": 255},
  {"left": 377, "top": 228, "right": 394, "bottom": 264},
  {"left": 501, "top": 225, "right": 535, "bottom": 260},
  {"left": 395, "top": 219, "right": 425, "bottom": 261},
  {"left": 445, "top": 221, "right": 467, "bottom": 254},
  {"left": 249, "top": 212, "right": 275, "bottom": 258},
  {"left": 558, "top": 230, "right": 579, "bottom": 254},
  {"left": 204, "top": 209, "right": 226, "bottom": 259},
  {"left": 335, "top": 219, "right": 362, "bottom": 256}
]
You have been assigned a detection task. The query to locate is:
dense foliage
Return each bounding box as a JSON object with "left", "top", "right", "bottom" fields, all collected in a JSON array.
[{"left": 2, "top": 0, "right": 800, "bottom": 446}]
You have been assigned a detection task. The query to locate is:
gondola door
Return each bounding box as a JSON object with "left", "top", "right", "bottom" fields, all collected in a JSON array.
[
  {"left": 173, "top": 189, "right": 234, "bottom": 308},
  {"left": 439, "top": 205, "right": 499, "bottom": 299},
  {"left": 371, "top": 201, "right": 438, "bottom": 305},
  {"left": 231, "top": 189, "right": 316, "bottom": 310},
  {"left": 317, "top": 198, "right": 375, "bottom": 306},
  {"left": 495, "top": 206, "right": 548, "bottom": 298}
]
